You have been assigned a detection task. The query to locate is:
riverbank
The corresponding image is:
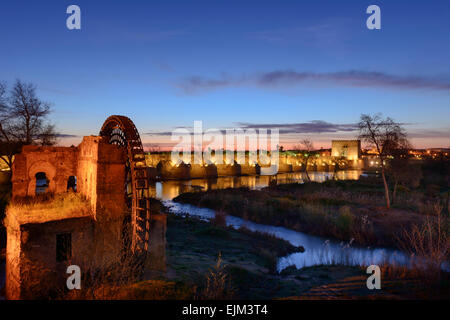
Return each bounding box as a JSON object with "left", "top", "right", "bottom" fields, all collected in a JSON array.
[
  {"left": 117, "top": 212, "right": 449, "bottom": 299},
  {"left": 5, "top": 201, "right": 449, "bottom": 300},
  {"left": 62, "top": 212, "right": 368, "bottom": 300},
  {"left": 148, "top": 213, "right": 415, "bottom": 299},
  {"left": 174, "top": 177, "right": 448, "bottom": 249},
  {"left": 162, "top": 199, "right": 450, "bottom": 299}
]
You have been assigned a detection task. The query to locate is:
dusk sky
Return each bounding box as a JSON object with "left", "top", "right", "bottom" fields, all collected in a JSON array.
[{"left": 1, "top": 0, "right": 449, "bottom": 149}]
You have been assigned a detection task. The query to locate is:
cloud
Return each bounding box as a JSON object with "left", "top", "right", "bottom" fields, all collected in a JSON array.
[
  {"left": 408, "top": 128, "right": 450, "bottom": 139},
  {"left": 39, "top": 86, "right": 75, "bottom": 96},
  {"left": 145, "top": 127, "right": 194, "bottom": 136},
  {"left": 247, "top": 23, "right": 346, "bottom": 47},
  {"left": 177, "top": 74, "right": 244, "bottom": 94},
  {"left": 177, "top": 70, "right": 450, "bottom": 94},
  {"left": 237, "top": 121, "right": 358, "bottom": 134},
  {"left": 122, "top": 29, "right": 187, "bottom": 42},
  {"left": 143, "top": 122, "right": 450, "bottom": 147},
  {"left": 143, "top": 142, "right": 178, "bottom": 150},
  {"left": 152, "top": 60, "right": 174, "bottom": 72},
  {"left": 145, "top": 131, "right": 175, "bottom": 136},
  {"left": 55, "top": 133, "right": 79, "bottom": 138}
]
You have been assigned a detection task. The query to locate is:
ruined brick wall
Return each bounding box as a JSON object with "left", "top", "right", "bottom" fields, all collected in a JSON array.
[
  {"left": 146, "top": 214, "right": 167, "bottom": 271},
  {"left": 6, "top": 134, "right": 167, "bottom": 299},
  {"left": 9, "top": 138, "right": 126, "bottom": 219},
  {"left": 77, "top": 136, "right": 127, "bottom": 264},
  {"left": 11, "top": 145, "right": 78, "bottom": 199},
  {"left": 5, "top": 223, "right": 21, "bottom": 299},
  {"left": 5, "top": 216, "right": 95, "bottom": 300},
  {"left": 96, "top": 139, "right": 127, "bottom": 219},
  {"left": 77, "top": 136, "right": 127, "bottom": 219},
  {"left": 76, "top": 137, "right": 100, "bottom": 212}
]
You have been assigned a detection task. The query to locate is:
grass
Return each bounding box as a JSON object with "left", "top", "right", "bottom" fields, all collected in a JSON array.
[
  {"left": 163, "top": 211, "right": 447, "bottom": 299},
  {"left": 5, "top": 195, "right": 448, "bottom": 300},
  {"left": 5, "top": 192, "right": 92, "bottom": 226},
  {"left": 165, "top": 213, "right": 318, "bottom": 299},
  {"left": 174, "top": 177, "right": 448, "bottom": 249},
  {"left": 197, "top": 253, "right": 234, "bottom": 299},
  {"left": 397, "top": 203, "right": 450, "bottom": 276},
  {"left": 58, "top": 204, "right": 307, "bottom": 300}
]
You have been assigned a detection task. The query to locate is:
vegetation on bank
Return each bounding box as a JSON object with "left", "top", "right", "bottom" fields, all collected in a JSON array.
[
  {"left": 174, "top": 175, "right": 449, "bottom": 250},
  {"left": 2, "top": 195, "right": 449, "bottom": 300},
  {"left": 168, "top": 186, "right": 449, "bottom": 299},
  {"left": 63, "top": 209, "right": 450, "bottom": 300},
  {"left": 59, "top": 208, "right": 312, "bottom": 300},
  {"left": 5, "top": 192, "right": 91, "bottom": 225}
]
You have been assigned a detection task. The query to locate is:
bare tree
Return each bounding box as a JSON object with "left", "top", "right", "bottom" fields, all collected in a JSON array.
[
  {"left": 388, "top": 146, "right": 422, "bottom": 205},
  {"left": 0, "top": 81, "right": 18, "bottom": 170},
  {"left": 358, "top": 113, "right": 409, "bottom": 209},
  {"left": 299, "top": 139, "right": 314, "bottom": 182},
  {"left": 0, "top": 80, "right": 57, "bottom": 170}
]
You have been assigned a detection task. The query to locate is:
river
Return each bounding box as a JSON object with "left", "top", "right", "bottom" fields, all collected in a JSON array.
[
  {"left": 149, "top": 170, "right": 363, "bottom": 200},
  {"left": 153, "top": 170, "right": 416, "bottom": 272}
]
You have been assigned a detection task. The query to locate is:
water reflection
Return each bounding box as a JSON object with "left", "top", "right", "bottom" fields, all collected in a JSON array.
[{"left": 151, "top": 170, "right": 362, "bottom": 200}]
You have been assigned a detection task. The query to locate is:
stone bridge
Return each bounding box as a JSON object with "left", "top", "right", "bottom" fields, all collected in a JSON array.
[{"left": 144, "top": 152, "right": 363, "bottom": 180}]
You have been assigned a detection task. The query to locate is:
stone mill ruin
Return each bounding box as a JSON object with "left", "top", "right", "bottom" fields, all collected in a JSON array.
[{"left": 4, "top": 115, "right": 166, "bottom": 299}]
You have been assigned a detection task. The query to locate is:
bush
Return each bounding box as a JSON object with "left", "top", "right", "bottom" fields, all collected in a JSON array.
[
  {"left": 211, "top": 210, "right": 227, "bottom": 227},
  {"left": 336, "top": 206, "right": 354, "bottom": 236},
  {"left": 198, "top": 253, "right": 234, "bottom": 299},
  {"left": 194, "top": 226, "right": 230, "bottom": 239},
  {"left": 398, "top": 203, "right": 449, "bottom": 277}
]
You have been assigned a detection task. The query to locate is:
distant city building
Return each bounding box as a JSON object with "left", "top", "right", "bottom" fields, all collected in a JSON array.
[{"left": 331, "top": 140, "right": 361, "bottom": 161}]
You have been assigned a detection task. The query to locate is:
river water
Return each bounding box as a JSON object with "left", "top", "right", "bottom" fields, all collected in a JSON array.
[
  {"left": 149, "top": 171, "right": 362, "bottom": 200},
  {"left": 164, "top": 201, "right": 411, "bottom": 272},
  {"left": 151, "top": 170, "right": 415, "bottom": 272}
]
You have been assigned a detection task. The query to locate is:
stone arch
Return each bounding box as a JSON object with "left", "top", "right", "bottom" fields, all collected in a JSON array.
[{"left": 27, "top": 161, "right": 57, "bottom": 196}]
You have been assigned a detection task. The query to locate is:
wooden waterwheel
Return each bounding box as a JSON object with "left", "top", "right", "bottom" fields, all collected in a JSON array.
[{"left": 100, "top": 115, "right": 150, "bottom": 254}]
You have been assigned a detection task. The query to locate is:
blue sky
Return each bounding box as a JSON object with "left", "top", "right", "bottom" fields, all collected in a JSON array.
[{"left": 1, "top": 0, "right": 449, "bottom": 149}]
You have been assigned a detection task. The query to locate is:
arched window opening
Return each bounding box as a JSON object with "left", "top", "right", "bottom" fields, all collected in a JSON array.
[
  {"left": 67, "top": 176, "right": 77, "bottom": 192},
  {"left": 35, "top": 172, "right": 48, "bottom": 194}
]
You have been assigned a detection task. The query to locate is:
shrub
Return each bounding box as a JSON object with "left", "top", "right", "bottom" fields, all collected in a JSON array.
[
  {"left": 398, "top": 203, "right": 450, "bottom": 278},
  {"left": 336, "top": 206, "right": 354, "bottom": 236},
  {"left": 198, "top": 253, "right": 234, "bottom": 299},
  {"left": 211, "top": 210, "right": 227, "bottom": 227},
  {"left": 194, "top": 226, "right": 229, "bottom": 238},
  {"left": 258, "top": 248, "right": 278, "bottom": 274}
]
